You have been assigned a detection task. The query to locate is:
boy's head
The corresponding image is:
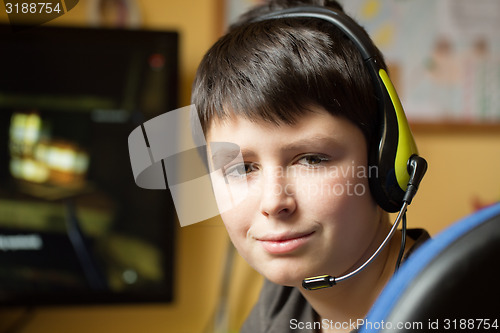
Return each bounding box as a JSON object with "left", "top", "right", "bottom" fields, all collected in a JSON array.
[
  {"left": 191, "top": 0, "right": 387, "bottom": 145},
  {"left": 189, "top": 0, "right": 398, "bottom": 287}
]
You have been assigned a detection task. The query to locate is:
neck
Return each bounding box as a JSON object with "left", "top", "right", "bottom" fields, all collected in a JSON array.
[{"left": 299, "top": 215, "right": 411, "bottom": 333}]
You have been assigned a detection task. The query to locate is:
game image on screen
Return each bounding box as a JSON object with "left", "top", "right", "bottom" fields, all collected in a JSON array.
[{"left": 0, "top": 24, "right": 178, "bottom": 305}]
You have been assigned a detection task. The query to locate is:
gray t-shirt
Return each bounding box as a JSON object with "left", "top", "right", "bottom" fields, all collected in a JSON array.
[{"left": 241, "top": 229, "right": 430, "bottom": 333}]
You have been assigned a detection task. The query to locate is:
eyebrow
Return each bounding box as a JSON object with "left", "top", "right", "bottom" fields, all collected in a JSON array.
[
  {"left": 210, "top": 135, "right": 341, "bottom": 166},
  {"left": 276, "top": 135, "right": 341, "bottom": 153}
]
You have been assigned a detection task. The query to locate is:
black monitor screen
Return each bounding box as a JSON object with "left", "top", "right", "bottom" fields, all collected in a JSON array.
[{"left": 0, "top": 24, "right": 178, "bottom": 305}]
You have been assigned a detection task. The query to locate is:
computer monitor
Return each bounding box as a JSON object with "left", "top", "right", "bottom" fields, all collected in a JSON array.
[{"left": 0, "top": 24, "right": 179, "bottom": 305}]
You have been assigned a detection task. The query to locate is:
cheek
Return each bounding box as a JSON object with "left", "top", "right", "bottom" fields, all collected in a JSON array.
[
  {"left": 220, "top": 210, "right": 243, "bottom": 235},
  {"left": 296, "top": 167, "right": 378, "bottom": 231},
  {"left": 216, "top": 176, "right": 264, "bottom": 244},
  {"left": 210, "top": 172, "right": 250, "bottom": 215},
  {"left": 296, "top": 166, "right": 371, "bottom": 202},
  {"left": 219, "top": 207, "right": 251, "bottom": 253},
  {"left": 220, "top": 208, "right": 265, "bottom": 273},
  {"left": 297, "top": 171, "right": 379, "bottom": 267}
]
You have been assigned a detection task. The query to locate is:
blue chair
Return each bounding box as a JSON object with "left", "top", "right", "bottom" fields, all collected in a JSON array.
[{"left": 359, "top": 202, "right": 500, "bottom": 333}]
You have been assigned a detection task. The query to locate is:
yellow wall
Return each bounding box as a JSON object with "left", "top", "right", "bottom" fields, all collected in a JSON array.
[
  {"left": 1, "top": 2, "right": 500, "bottom": 333},
  {"left": 409, "top": 126, "right": 500, "bottom": 235}
]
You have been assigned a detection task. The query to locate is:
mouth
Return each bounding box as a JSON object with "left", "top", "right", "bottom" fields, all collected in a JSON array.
[{"left": 256, "top": 231, "right": 315, "bottom": 254}]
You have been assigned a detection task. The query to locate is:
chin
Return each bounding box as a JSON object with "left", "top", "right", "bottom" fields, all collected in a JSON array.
[
  {"left": 259, "top": 262, "right": 315, "bottom": 288},
  {"left": 265, "top": 273, "right": 301, "bottom": 287}
]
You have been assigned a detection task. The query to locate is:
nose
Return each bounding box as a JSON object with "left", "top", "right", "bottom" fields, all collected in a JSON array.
[{"left": 259, "top": 167, "right": 296, "bottom": 218}]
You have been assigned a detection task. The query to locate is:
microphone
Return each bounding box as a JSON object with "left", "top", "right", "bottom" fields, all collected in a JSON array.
[{"left": 302, "top": 155, "right": 428, "bottom": 290}]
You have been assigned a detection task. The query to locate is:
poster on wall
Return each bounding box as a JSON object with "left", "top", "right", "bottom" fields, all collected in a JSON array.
[
  {"left": 340, "top": 0, "right": 500, "bottom": 123},
  {"left": 226, "top": 0, "right": 259, "bottom": 22},
  {"left": 224, "top": 0, "right": 263, "bottom": 30},
  {"left": 225, "top": 0, "right": 500, "bottom": 124}
]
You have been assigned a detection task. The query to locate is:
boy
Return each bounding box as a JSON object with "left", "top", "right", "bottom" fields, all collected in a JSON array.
[{"left": 191, "top": 1, "right": 429, "bottom": 332}]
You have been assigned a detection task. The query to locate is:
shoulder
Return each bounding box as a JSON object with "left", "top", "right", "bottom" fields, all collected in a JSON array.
[
  {"left": 240, "top": 279, "right": 315, "bottom": 333},
  {"left": 405, "top": 228, "right": 431, "bottom": 260}
]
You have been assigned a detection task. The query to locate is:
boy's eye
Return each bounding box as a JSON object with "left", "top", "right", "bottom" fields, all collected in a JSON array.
[
  {"left": 224, "top": 163, "right": 256, "bottom": 178},
  {"left": 297, "top": 154, "right": 329, "bottom": 167}
]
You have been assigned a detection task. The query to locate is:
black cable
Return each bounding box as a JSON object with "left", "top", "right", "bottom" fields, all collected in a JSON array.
[{"left": 394, "top": 212, "right": 407, "bottom": 271}]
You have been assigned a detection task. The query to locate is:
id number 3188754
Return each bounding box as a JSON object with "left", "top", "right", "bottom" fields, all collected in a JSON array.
[
  {"left": 442, "top": 318, "right": 499, "bottom": 330},
  {"left": 5, "top": 2, "right": 62, "bottom": 14}
]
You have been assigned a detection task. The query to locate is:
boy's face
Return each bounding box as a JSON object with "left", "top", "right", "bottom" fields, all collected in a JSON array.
[{"left": 206, "top": 106, "right": 382, "bottom": 288}]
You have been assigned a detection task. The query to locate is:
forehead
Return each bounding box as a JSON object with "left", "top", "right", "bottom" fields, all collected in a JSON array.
[{"left": 205, "top": 106, "right": 366, "bottom": 153}]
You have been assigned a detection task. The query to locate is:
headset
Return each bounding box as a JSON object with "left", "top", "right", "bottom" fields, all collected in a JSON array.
[{"left": 252, "top": 6, "right": 428, "bottom": 289}]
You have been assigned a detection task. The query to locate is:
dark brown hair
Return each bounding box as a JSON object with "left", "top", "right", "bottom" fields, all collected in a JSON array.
[{"left": 191, "top": 0, "right": 387, "bottom": 143}]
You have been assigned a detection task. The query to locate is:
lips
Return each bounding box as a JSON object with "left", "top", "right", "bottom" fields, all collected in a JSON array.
[{"left": 256, "top": 231, "right": 315, "bottom": 254}]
